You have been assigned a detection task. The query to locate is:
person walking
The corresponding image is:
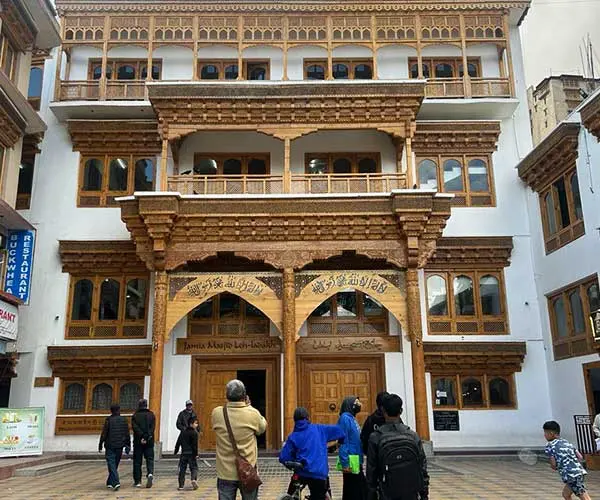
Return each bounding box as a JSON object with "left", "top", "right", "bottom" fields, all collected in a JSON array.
[
  {"left": 366, "top": 394, "right": 429, "bottom": 500},
  {"left": 131, "top": 398, "right": 156, "bottom": 488},
  {"left": 98, "top": 404, "right": 131, "bottom": 491},
  {"left": 177, "top": 399, "right": 197, "bottom": 432},
  {"left": 279, "top": 407, "right": 345, "bottom": 500},
  {"left": 174, "top": 416, "right": 200, "bottom": 491},
  {"left": 338, "top": 396, "right": 366, "bottom": 500},
  {"left": 360, "top": 391, "right": 391, "bottom": 455},
  {"left": 212, "top": 379, "right": 267, "bottom": 500}
]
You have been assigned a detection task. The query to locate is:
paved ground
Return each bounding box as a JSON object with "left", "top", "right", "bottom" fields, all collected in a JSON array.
[{"left": 1, "top": 456, "right": 600, "bottom": 499}]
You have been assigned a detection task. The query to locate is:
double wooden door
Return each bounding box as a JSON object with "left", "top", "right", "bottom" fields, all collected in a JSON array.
[{"left": 299, "top": 356, "right": 384, "bottom": 427}]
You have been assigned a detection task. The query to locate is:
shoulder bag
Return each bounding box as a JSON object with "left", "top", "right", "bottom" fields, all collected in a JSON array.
[{"left": 223, "top": 406, "right": 262, "bottom": 492}]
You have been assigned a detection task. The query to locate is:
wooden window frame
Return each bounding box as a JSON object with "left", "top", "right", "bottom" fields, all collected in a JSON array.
[
  {"left": 416, "top": 154, "right": 495, "bottom": 207},
  {"left": 59, "top": 378, "right": 144, "bottom": 415},
  {"left": 78, "top": 154, "right": 156, "bottom": 207},
  {"left": 307, "top": 290, "right": 389, "bottom": 337},
  {"left": 191, "top": 153, "right": 271, "bottom": 175},
  {"left": 187, "top": 293, "right": 270, "bottom": 337},
  {"left": 539, "top": 168, "right": 585, "bottom": 254},
  {"left": 304, "top": 153, "right": 381, "bottom": 174},
  {"left": 547, "top": 275, "right": 599, "bottom": 361},
  {"left": 303, "top": 58, "right": 374, "bottom": 80},
  {"left": 0, "top": 31, "right": 18, "bottom": 82},
  {"left": 425, "top": 270, "right": 508, "bottom": 335},
  {"left": 197, "top": 60, "right": 239, "bottom": 81},
  {"left": 243, "top": 59, "right": 270, "bottom": 80},
  {"left": 408, "top": 57, "right": 482, "bottom": 79},
  {"left": 431, "top": 373, "right": 516, "bottom": 410},
  {"left": 66, "top": 275, "right": 149, "bottom": 339},
  {"left": 88, "top": 58, "right": 162, "bottom": 80}
]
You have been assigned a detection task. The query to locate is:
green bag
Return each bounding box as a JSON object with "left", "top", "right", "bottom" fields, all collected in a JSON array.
[{"left": 336, "top": 454, "right": 361, "bottom": 474}]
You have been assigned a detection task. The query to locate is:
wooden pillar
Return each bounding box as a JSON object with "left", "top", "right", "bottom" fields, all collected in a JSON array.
[
  {"left": 283, "top": 268, "right": 297, "bottom": 438},
  {"left": 503, "top": 13, "right": 516, "bottom": 97},
  {"left": 53, "top": 44, "right": 63, "bottom": 102},
  {"left": 416, "top": 15, "right": 423, "bottom": 79},
  {"left": 406, "top": 268, "right": 430, "bottom": 441},
  {"left": 371, "top": 15, "right": 378, "bottom": 80},
  {"left": 192, "top": 16, "right": 199, "bottom": 81},
  {"left": 326, "top": 16, "right": 333, "bottom": 80},
  {"left": 459, "top": 15, "right": 471, "bottom": 98},
  {"left": 150, "top": 270, "right": 168, "bottom": 442},
  {"left": 160, "top": 138, "right": 169, "bottom": 191},
  {"left": 405, "top": 136, "right": 414, "bottom": 188},
  {"left": 101, "top": 16, "right": 110, "bottom": 100},
  {"left": 283, "top": 137, "right": 291, "bottom": 193},
  {"left": 65, "top": 50, "right": 72, "bottom": 82},
  {"left": 282, "top": 17, "right": 289, "bottom": 81},
  {"left": 237, "top": 16, "right": 244, "bottom": 80}
]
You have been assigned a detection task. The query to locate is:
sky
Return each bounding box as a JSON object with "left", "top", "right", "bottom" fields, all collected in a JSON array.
[{"left": 520, "top": 0, "right": 600, "bottom": 88}]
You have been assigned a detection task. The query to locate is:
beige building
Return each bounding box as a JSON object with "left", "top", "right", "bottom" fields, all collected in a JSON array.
[{"left": 528, "top": 74, "right": 600, "bottom": 145}]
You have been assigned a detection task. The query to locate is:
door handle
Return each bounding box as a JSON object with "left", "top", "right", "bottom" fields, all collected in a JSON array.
[{"left": 329, "top": 403, "right": 337, "bottom": 412}]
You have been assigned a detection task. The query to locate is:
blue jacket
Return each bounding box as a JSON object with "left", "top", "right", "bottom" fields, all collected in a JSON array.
[
  {"left": 279, "top": 420, "right": 345, "bottom": 480},
  {"left": 338, "top": 412, "right": 363, "bottom": 468}
]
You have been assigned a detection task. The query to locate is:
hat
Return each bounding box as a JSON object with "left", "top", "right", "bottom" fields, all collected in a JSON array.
[{"left": 185, "top": 399, "right": 193, "bottom": 406}]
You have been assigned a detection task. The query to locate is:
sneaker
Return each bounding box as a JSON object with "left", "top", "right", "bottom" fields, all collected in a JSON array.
[
  {"left": 146, "top": 474, "right": 153, "bottom": 489},
  {"left": 134, "top": 483, "right": 142, "bottom": 488},
  {"left": 106, "top": 485, "right": 113, "bottom": 490},
  {"left": 191, "top": 480, "right": 198, "bottom": 490},
  {"left": 178, "top": 486, "right": 184, "bottom": 491},
  {"left": 114, "top": 484, "right": 121, "bottom": 491}
]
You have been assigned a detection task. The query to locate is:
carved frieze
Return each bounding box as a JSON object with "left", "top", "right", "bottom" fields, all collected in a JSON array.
[
  {"left": 0, "top": 91, "right": 27, "bottom": 148},
  {"left": 424, "top": 341, "right": 527, "bottom": 373},
  {"left": 412, "top": 121, "right": 502, "bottom": 154},
  {"left": 580, "top": 92, "right": 600, "bottom": 142},
  {"left": 0, "top": 0, "right": 36, "bottom": 51},
  {"left": 59, "top": 240, "right": 148, "bottom": 274},
  {"left": 427, "top": 236, "right": 513, "bottom": 269},
  {"left": 67, "top": 120, "right": 162, "bottom": 154}
]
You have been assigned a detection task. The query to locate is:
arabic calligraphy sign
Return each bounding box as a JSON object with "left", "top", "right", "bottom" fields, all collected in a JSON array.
[
  {"left": 297, "top": 336, "right": 401, "bottom": 354},
  {"left": 185, "top": 276, "right": 266, "bottom": 300}
]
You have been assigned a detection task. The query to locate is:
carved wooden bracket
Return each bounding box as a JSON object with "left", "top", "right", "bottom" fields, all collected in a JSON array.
[
  {"left": 412, "top": 120, "right": 501, "bottom": 154},
  {"left": 427, "top": 236, "right": 514, "bottom": 269},
  {"left": 258, "top": 128, "right": 318, "bottom": 141},
  {"left": 59, "top": 239, "right": 147, "bottom": 274}
]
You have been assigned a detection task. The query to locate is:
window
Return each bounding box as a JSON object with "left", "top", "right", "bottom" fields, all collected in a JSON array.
[
  {"left": 425, "top": 270, "right": 507, "bottom": 335},
  {"left": 244, "top": 60, "right": 269, "bottom": 80},
  {"left": 409, "top": 57, "right": 481, "bottom": 79},
  {"left": 416, "top": 155, "right": 494, "bottom": 207},
  {"left": 0, "top": 32, "right": 18, "bottom": 81},
  {"left": 198, "top": 60, "right": 239, "bottom": 80},
  {"left": 548, "top": 275, "right": 599, "bottom": 360},
  {"left": 305, "top": 153, "right": 381, "bottom": 174},
  {"left": 303, "top": 59, "right": 374, "bottom": 80},
  {"left": 88, "top": 59, "right": 162, "bottom": 80},
  {"left": 540, "top": 169, "right": 585, "bottom": 253},
  {"left": 67, "top": 275, "right": 149, "bottom": 338},
  {"left": 28, "top": 66, "right": 44, "bottom": 111},
  {"left": 308, "top": 291, "right": 388, "bottom": 336},
  {"left": 432, "top": 374, "right": 515, "bottom": 409},
  {"left": 191, "top": 154, "right": 270, "bottom": 176},
  {"left": 78, "top": 154, "right": 155, "bottom": 207},
  {"left": 60, "top": 378, "right": 143, "bottom": 414},
  {"left": 188, "top": 293, "right": 270, "bottom": 336},
  {"left": 17, "top": 159, "right": 34, "bottom": 210}
]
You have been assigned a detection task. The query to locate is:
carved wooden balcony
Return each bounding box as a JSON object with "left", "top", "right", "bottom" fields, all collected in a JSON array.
[
  {"left": 424, "top": 77, "right": 511, "bottom": 99},
  {"left": 58, "top": 80, "right": 148, "bottom": 101}
]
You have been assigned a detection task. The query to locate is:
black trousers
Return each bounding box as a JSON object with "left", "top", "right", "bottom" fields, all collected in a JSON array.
[
  {"left": 178, "top": 455, "right": 198, "bottom": 488},
  {"left": 287, "top": 476, "right": 330, "bottom": 500},
  {"left": 133, "top": 443, "right": 154, "bottom": 484},
  {"left": 342, "top": 471, "right": 367, "bottom": 500}
]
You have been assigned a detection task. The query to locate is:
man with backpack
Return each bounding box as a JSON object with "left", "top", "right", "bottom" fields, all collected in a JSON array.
[{"left": 366, "top": 394, "right": 429, "bottom": 500}]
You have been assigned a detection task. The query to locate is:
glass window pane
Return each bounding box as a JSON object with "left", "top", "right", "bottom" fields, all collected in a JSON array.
[
  {"left": 443, "top": 159, "right": 463, "bottom": 192},
  {"left": 434, "top": 378, "right": 456, "bottom": 406},
  {"left": 194, "top": 158, "right": 218, "bottom": 175},
  {"left": 308, "top": 158, "right": 327, "bottom": 175},
  {"left": 125, "top": 279, "right": 147, "bottom": 320},
  {"left": 223, "top": 158, "right": 242, "bottom": 175},
  {"left": 201, "top": 64, "right": 219, "bottom": 80},
  {"left": 219, "top": 293, "right": 240, "bottom": 318},
  {"left": 354, "top": 63, "right": 373, "bottom": 79},
  {"left": 224, "top": 64, "right": 239, "bottom": 80},
  {"left": 248, "top": 158, "right": 267, "bottom": 175},
  {"left": 119, "top": 383, "right": 141, "bottom": 410},
  {"left": 571, "top": 173, "right": 583, "bottom": 220},
  {"left": 72, "top": 279, "right": 93, "bottom": 321},
  {"left": 461, "top": 377, "right": 483, "bottom": 406},
  {"left": 248, "top": 64, "right": 267, "bottom": 80},
  {"left": 117, "top": 64, "right": 136, "bottom": 80},
  {"left": 134, "top": 159, "right": 154, "bottom": 191},
  {"left": 92, "top": 383, "right": 113, "bottom": 410},
  {"left": 64, "top": 383, "right": 85, "bottom": 411},
  {"left": 306, "top": 64, "right": 325, "bottom": 80},
  {"left": 410, "top": 63, "right": 419, "bottom": 78},
  {"left": 363, "top": 294, "right": 384, "bottom": 317},
  {"left": 435, "top": 63, "right": 454, "bottom": 78},
  {"left": 418, "top": 159, "right": 437, "bottom": 190},
  {"left": 459, "top": 63, "right": 478, "bottom": 77},
  {"left": 569, "top": 290, "right": 586, "bottom": 334},
  {"left": 192, "top": 298, "right": 213, "bottom": 319},
  {"left": 17, "top": 161, "right": 34, "bottom": 195},
  {"left": 83, "top": 158, "right": 103, "bottom": 191},
  {"left": 422, "top": 63, "right": 430, "bottom": 78},
  {"left": 553, "top": 297, "right": 568, "bottom": 338},
  {"left": 108, "top": 158, "right": 129, "bottom": 191},
  {"left": 336, "top": 292, "right": 357, "bottom": 317},
  {"left": 28, "top": 67, "right": 43, "bottom": 98},
  {"left": 588, "top": 284, "right": 600, "bottom": 313},
  {"left": 333, "top": 158, "right": 352, "bottom": 174},
  {"left": 92, "top": 66, "right": 103, "bottom": 80},
  {"left": 358, "top": 157, "right": 377, "bottom": 174},
  {"left": 468, "top": 159, "right": 489, "bottom": 192},
  {"left": 332, "top": 63, "right": 349, "bottom": 79},
  {"left": 427, "top": 275, "right": 448, "bottom": 316},
  {"left": 99, "top": 278, "right": 120, "bottom": 320},
  {"left": 311, "top": 298, "right": 332, "bottom": 317},
  {"left": 454, "top": 275, "right": 475, "bottom": 315},
  {"left": 489, "top": 378, "right": 511, "bottom": 406},
  {"left": 545, "top": 192, "right": 557, "bottom": 235},
  {"left": 553, "top": 178, "right": 571, "bottom": 229},
  {"left": 140, "top": 64, "right": 160, "bottom": 80},
  {"left": 480, "top": 275, "right": 501, "bottom": 315}
]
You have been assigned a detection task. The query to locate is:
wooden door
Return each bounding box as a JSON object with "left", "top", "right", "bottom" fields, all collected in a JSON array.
[
  {"left": 197, "top": 369, "right": 236, "bottom": 450},
  {"left": 311, "top": 370, "right": 342, "bottom": 425}
]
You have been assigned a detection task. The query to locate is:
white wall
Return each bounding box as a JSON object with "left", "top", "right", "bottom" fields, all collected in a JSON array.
[
  {"left": 243, "top": 45, "right": 284, "bottom": 80},
  {"left": 155, "top": 46, "right": 194, "bottom": 80},
  {"left": 287, "top": 46, "right": 327, "bottom": 81},
  {"left": 377, "top": 45, "right": 415, "bottom": 79}
]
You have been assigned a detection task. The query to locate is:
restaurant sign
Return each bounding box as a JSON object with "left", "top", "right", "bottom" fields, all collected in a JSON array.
[{"left": 0, "top": 299, "right": 18, "bottom": 342}]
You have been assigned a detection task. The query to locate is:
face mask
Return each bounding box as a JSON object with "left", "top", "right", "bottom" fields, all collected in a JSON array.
[{"left": 352, "top": 403, "right": 362, "bottom": 415}]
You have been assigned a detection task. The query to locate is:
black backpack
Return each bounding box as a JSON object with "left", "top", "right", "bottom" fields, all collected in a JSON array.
[{"left": 376, "top": 424, "right": 424, "bottom": 499}]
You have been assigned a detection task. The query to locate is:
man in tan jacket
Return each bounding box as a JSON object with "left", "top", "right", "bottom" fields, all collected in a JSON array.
[{"left": 212, "top": 379, "right": 267, "bottom": 500}]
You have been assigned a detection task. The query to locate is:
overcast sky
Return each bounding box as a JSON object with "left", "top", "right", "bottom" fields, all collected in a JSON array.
[{"left": 520, "top": 0, "right": 600, "bottom": 88}]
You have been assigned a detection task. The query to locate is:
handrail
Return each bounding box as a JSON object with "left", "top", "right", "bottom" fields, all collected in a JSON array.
[
  {"left": 168, "top": 174, "right": 284, "bottom": 195},
  {"left": 291, "top": 172, "right": 406, "bottom": 194}
]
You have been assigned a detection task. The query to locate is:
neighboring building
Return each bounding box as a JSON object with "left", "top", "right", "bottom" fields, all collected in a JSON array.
[
  {"left": 13, "top": 0, "right": 553, "bottom": 453},
  {"left": 518, "top": 88, "right": 600, "bottom": 443},
  {"left": 0, "top": 0, "right": 60, "bottom": 406},
  {"left": 528, "top": 74, "right": 600, "bottom": 146}
]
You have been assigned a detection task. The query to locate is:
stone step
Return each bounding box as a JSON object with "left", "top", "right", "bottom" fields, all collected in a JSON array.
[{"left": 13, "top": 460, "right": 80, "bottom": 477}]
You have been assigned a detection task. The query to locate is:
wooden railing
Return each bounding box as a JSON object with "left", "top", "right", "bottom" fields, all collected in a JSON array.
[
  {"left": 106, "top": 80, "right": 148, "bottom": 100},
  {"left": 424, "top": 77, "right": 511, "bottom": 99},
  {"left": 168, "top": 175, "right": 284, "bottom": 195},
  {"left": 59, "top": 80, "right": 101, "bottom": 100},
  {"left": 291, "top": 173, "right": 406, "bottom": 194},
  {"left": 470, "top": 77, "right": 511, "bottom": 98},
  {"left": 425, "top": 78, "right": 465, "bottom": 98}
]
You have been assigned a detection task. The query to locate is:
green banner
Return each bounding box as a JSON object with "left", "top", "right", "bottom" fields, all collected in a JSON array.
[{"left": 0, "top": 407, "right": 44, "bottom": 457}]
